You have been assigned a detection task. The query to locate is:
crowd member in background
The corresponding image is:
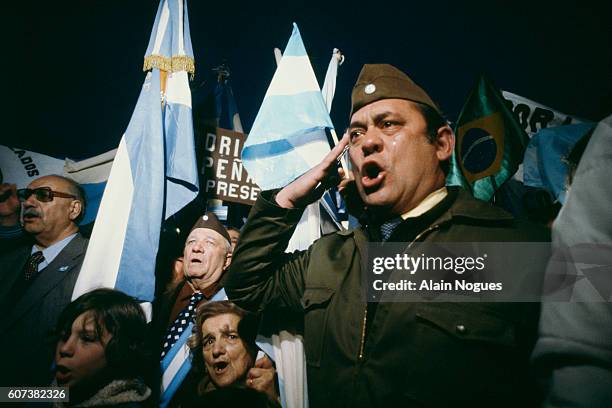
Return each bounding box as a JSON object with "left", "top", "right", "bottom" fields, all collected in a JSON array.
[
  {"left": 53, "top": 288, "right": 151, "bottom": 407},
  {"left": 0, "top": 182, "right": 26, "bottom": 254},
  {"left": 532, "top": 115, "right": 612, "bottom": 407},
  {"left": 226, "top": 226, "right": 241, "bottom": 252},
  {"left": 187, "top": 300, "right": 279, "bottom": 407},
  {"left": 0, "top": 174, "right": 89, "bottom": 386},
  {"left": 226, "top": 64, "right": 549, "bottom": 406},
  {"left": 165, "top": 256, "right": 185, "bottom": 291}
]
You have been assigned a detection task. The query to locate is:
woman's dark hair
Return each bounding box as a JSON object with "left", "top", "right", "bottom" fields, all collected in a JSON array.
[
  {"left": 188, "top": 301, "right": 259, "bottom": 381},
  {"left": 55, "top": 288, "right": 149, "bottom": 379}
]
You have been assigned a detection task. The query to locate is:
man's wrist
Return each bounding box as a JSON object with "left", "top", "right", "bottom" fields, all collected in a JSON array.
[{"left": 273, "top": 188, "right": 296, "bottom": 209}]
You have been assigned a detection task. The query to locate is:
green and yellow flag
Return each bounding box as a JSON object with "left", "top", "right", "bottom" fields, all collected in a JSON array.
[{"left": 447, "top": 76, "right": 529, "bottom": 201}]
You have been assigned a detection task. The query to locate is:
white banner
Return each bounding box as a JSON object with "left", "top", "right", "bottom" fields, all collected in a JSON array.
[
  {"left": 0, "top": 145, "right": 65, "bottom": 187},
  {"left": 502, "top": 91, "right": 588, "bottom": 137}
]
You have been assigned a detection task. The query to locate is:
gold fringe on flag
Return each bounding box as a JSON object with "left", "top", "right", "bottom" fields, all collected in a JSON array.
[{"left": 143, "top": 54, "right": 195, "bottom": 75}]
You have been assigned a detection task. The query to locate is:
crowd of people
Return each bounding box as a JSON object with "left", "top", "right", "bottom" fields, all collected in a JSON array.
[{"left": 0, "top": 63, "right": 610, "bottom": 407}]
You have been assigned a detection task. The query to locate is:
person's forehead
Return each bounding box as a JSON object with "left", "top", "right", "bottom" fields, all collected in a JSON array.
[
  {"left": 28, "top": 176, "right": 66, "bottom": 190},
  {"left": 350, "top": 98, "right": 420, "bottom": 125},
  {"left": 187, "top": 227, "right": 226, "bottom": 243},
  {"left": 74, "top": 311, "right": 97, "bottom": 330},
  {"left": 202, "top": 313, "right": 240, "bottom": 334}
]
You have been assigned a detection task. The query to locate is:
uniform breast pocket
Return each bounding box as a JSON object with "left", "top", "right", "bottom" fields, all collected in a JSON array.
[
  {"left": 301, "top": 287, "right": 335, "bottom": 367},
  {"left": 414, "top": 303, "right": 517, "bottom": 347},
  {"left": 407, "top": 303, "right": 533, "bottom": 404}
]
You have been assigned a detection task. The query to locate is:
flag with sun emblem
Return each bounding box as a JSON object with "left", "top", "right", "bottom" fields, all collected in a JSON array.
[{"left": 447, "top": 76, "right": 529, "bottom": 201}]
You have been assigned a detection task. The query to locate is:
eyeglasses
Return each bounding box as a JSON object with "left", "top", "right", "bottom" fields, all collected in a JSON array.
[{"left": 17, "top": 187, "right": 77, "bottom": 203}]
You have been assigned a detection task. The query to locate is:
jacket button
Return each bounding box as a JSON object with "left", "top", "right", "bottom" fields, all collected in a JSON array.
[{"left": 455, "top": 324, "right": 467, "bottom": 334}]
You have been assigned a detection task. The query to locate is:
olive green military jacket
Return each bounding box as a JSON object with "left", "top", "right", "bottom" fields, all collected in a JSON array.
[{"left": 226, "top": 188, "right": 549, "bottom": 407}]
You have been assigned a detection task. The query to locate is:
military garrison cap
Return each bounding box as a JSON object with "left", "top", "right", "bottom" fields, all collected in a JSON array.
[
  {"left": 189, "top": 211, "right": 231, "bottom": 244},
  {"left": 350, "top": 64, "right": 441, "bottom": 117}
]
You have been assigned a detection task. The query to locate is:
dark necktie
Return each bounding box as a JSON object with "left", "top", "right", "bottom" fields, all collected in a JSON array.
[
  {"left": 161, "top": 292, "right": 204, "bottom": 359},
  {"left": 380, "top": 217, "right": 403, "bottom": 242},
  {"left": 23, "top": 251, "right": 45, "bottom": 281}
]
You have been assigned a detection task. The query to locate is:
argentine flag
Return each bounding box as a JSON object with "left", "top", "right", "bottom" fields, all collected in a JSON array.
[
  {"left": 242, "top": 23, "right": 334, "bottom": 190},
  {"left": 72, "top": 0, "right": 198, "bottom": 304}
]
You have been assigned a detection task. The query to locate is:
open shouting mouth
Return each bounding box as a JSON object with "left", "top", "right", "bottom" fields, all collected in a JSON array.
[
  {"left": 213, "top": 361, "right": 229, "bottom": 374},
  {"left": 361, "top": 161, "right": 385, "bottom": 189}
]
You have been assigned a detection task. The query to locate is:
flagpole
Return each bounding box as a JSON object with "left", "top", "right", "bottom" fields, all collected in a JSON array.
[{"left": 329, "top": 128, "right": 349, "bottom": 174}]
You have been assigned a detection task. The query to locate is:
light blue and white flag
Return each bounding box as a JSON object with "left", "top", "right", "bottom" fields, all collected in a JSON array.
[
  {"left": 523, "top": 123, "right": 594, "bottom": 204},
  {"left": 73, "top": 0, "right": 198, "bottom": 304},
  {"left": 243, "top": 23, "right": 336, "bottom": 408},
  {"left": 242, "top": 23, "right": 334, "bottom": 190}
]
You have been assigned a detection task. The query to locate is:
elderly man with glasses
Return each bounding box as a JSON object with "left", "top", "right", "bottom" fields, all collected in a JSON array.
[{"left": 0, "top": 174, "right": 89, "bottom": 386}]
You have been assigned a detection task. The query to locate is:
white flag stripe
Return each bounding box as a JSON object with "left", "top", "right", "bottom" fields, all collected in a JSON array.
[
  {"left": 297, "top": 141, "right": 333, "bottom": 168},
  {"left": 152, "top": 1, "right": 170, "bottom": 55},
  {"left": 266, "top": 56, "right": 322, "bottom": 96},
  {"left": 72, "top": 139, "right": 133, "bottom": 299},
  {"left": 162, "top": 341, "right": 190, "bottom": 391},
  {"left": 166, "top": 72, "right": 192, "bottom": 107},
  {"left": 177, "top": 0, "right": 185, "bottom": 55}
]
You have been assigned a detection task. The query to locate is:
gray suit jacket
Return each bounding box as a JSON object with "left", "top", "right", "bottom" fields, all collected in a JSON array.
[{"left": 0, "top": 233, "right": 89, "bottom": 386}]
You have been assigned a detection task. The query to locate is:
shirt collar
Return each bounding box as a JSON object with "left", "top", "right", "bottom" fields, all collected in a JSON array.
[
  {"left": 401, "top": 187, "right": 448, "bottom": 220},
  {"left": 33, "top": 233, "right": 78, "bottom": 271},
  {"left": 183, "top": 280, "right": 221, "bottom": 302}
]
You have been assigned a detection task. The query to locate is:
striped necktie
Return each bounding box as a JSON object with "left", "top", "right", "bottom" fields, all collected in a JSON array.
[
  {"left": 161, "top": 292, "right": 204, "bottom": 359},
  {"left": 380, "top": 217, "right": 403, "bottom": 242},
  {"left": 23, "top": 251, "right": 45, "bottom": 281}
]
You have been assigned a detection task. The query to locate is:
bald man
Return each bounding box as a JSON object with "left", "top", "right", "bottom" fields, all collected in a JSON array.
[{"left": 0, "top": 174, "right": 89, "bottom": 386}]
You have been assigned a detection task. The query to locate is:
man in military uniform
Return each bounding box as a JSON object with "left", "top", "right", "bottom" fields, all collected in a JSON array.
[{"left": 226, "top": 64, "right": 548, "bottom": 406}]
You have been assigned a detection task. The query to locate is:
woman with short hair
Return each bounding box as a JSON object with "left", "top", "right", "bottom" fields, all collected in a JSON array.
[{"left": 188, "top": 300, "right": 279, "bottom": 406}]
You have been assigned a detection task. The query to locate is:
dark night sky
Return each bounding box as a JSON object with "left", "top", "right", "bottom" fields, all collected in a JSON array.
[{"left": 4, "top": 0, "right": 611, "bottom": 160}]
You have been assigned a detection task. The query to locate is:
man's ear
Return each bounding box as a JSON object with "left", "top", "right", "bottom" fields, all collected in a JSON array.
[
  {"left": 68, "top": 199, "right": 82, "bottom": 221},
  {"left": 435, "top": 125, "right": 455, "bottom": 162},
  {"left": 223, "top": 251, "right": 233, "bottom": 270}
]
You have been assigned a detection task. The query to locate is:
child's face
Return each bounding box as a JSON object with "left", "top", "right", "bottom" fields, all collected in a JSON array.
[{"left": 55, "top": 311, "right": 111, "bottom": 389}]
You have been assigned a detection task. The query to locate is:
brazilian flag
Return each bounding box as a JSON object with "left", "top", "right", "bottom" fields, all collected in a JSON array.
[{"left": 446, "top": 76, "right": 529, "bottom": 201}]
